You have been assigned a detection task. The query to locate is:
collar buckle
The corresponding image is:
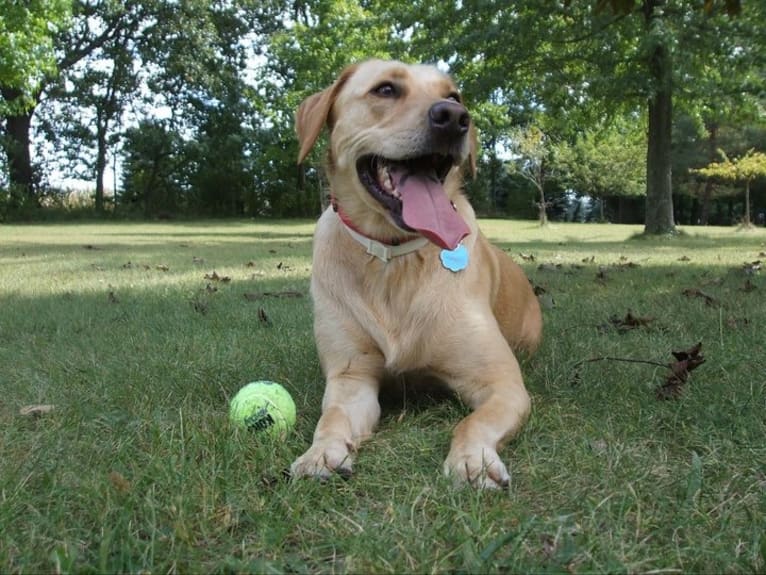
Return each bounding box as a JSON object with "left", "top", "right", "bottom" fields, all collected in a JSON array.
[{"left": 366, "top": 240, "right": 393, "bottom": 262}]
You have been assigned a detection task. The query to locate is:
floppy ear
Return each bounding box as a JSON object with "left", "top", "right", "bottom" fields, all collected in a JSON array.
[
  {"left": 468, "top": 123, "right": 480, "bottom": 178},
  {"left": 295, "top": 64, "right": 359, "bottom": 164}
]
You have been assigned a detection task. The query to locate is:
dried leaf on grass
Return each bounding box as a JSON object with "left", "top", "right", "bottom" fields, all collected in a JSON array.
[
  {"left": 258, "top": 307, "right": 272, "bottom": 326},
  {"left": 243, "top": 290, "right": 303, "bottom": 301},
  {"left": 19, "top": 404, "right": 55, "bottom": 417},
  {"left": 122, "top": 261, "right": 172, "bottom": 271},
  {"left": 615, "top": 260, "right": 640, "bottom": 269},
  {"left": 682, "top": 287, "right": 718, "bottom": 306},
  {"left": 204, "top": 271, "right": 231, "bottom": 282},
  {"left": 108, "top": 471, "right": 132, "bottom": 494},
  {"left": 742, "top": 260, "right": 761, "bottom": 275},
  {"left": 726, "top": 317, "right": 750, "bottom": 329},
  {"left": 656, "top": 342, "right": 706, "bottom": 400},
  {"left": 603, "top": 310, "right": 655, "bottom": 333}
]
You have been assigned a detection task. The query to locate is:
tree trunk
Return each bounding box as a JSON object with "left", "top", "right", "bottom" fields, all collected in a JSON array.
[
  {"left": 743, "top": 180, "right": 752, "bottom": 226},
  {"left": 642, "top": 1, "right": 675, "bottom": 235},
  {"left": 537, "top": 187, "right": 548, "bottom": 226},
  {"left": 700, "top": 181, "right": 713, "bottom": 225},
  {"left": 699, "top": 121, "right": 718, "bottom": 225},
  {"left": 1, "top": 89, "right": 37, "bottom": 207},
  {"left": 489, "top": 139, "right": 498, "bottom": 215},
  {"left": 95, "top": 114, "right": 108, "bottom": 213}
]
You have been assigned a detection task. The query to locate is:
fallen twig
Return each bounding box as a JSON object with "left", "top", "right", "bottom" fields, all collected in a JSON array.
[{"left": 571, "top": 343, "right": 705, "bottom": 400}]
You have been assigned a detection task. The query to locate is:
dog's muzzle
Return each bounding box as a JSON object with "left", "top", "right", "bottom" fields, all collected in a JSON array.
[{"left": 352, "top": 100, "right": 473, "bottom": 250}]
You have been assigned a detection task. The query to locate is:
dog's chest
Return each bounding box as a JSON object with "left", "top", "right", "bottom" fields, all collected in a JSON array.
[{"left": 356, "top": 259, "right": 462, "bottom": 370}]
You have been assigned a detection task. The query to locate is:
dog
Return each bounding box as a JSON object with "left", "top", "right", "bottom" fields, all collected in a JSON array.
[{"left": 290, "top": 59, "right": 542, "bottom": 488}]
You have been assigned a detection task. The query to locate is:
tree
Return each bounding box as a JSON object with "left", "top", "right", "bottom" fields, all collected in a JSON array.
[
  {"left": 671, "top": 111, "right": 766, "bottom": 225},
  {"left": 507, "top": 126, "right": 555, "bottom": 226},
  {"left": 554, "top": 118, "right": 646, "bottom": 221},
  {"left": 134, "top": 0, "right": 277, "bottom": 215},
  {"left": 1, "top": 0, "right": 139, "bottom": 210},
  {"left": 265, "top": 0, "right": 404, "bottom": 211},
  {"left": 187, "top": 101, "right": 253, "bottom": 216},
  {"left": 693, "top": 149, "right": 766, "bottom": 227},
  {"left": 398, "top": 0, "right": 762, "bottom": 233},
  {"left": 120, "top": 120, "right": 185, "bottom": 216},
  {"left": 44, "top": 8, "right": 143, "bottom": 212},
  {"left": 0, "top": 0, "right": 71, "bottom": 206}
]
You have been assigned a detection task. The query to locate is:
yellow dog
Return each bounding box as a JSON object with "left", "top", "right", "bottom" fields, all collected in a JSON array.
[{"left": 291, "top": 59, "right": 542, "bottom": 488}]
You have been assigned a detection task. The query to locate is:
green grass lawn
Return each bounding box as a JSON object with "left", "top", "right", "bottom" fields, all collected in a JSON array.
[{"left": 1, "top": 219, "right": 765, "bottom": 573}]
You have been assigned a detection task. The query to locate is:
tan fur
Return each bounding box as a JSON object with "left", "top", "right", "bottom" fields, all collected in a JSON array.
[{"left": 290, "top": 60, "right": 542, "bottom": 488}]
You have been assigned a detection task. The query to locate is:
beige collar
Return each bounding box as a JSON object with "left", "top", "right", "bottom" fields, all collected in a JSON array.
[{"left": 341, "top": 222, "right": 429, "bottom": 263}]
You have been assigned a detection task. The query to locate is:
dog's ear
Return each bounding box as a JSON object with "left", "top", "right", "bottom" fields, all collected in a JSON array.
[
  {"left": 468, "top": 123, "right": 479, "bottom": 178},
  {"left": 296, "top": 64, "right": 358, "bottom": 164}
]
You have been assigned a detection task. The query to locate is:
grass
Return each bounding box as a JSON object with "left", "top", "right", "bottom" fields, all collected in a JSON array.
[{"left": 1, "top": 219, "right": 765, "bottom": 573}]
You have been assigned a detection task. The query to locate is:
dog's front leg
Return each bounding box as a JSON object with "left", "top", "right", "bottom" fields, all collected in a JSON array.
[
  {"left": 291, "top": 350, "right": 383, "bottom": 479},
  {"left": 441, "top": 342, "right": 531, "bottom": 489}
]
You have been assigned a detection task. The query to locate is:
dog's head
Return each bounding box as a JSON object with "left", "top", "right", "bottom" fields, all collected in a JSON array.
[{"left": 296, "top": 59, "right": 478, "bottom": 250}]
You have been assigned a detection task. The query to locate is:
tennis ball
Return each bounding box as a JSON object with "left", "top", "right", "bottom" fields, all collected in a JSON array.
[{"left": 229, "top": 381, "right": 296, "bottom": 436}]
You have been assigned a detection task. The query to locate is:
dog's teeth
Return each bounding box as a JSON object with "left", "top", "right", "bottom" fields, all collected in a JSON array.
[{"left": 377, "top": 164, "right": 398, "bottom": 196}]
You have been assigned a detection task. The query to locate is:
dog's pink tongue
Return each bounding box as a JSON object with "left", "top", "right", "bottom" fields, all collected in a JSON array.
[{"left": 394, "top": 171, "right": 470, "bottom": 250}]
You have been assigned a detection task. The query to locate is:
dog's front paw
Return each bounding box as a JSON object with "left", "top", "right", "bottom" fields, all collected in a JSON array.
[
  {"left": 290, "top": 439, "right": 355, "bottom": 480},
  {"left": 443, "top": 446, "right": 511, "bottom": 489}
]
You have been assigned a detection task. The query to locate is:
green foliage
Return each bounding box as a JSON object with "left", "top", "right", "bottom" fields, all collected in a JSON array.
[
  {"left": 554, "top": 119, "right": 646, "bottom": 201},
  {"left": 265, "top": 0, "right": 407, "bottom": 174},
  {"left": 506, "top": 126, "right": 573, "bottom": 224},
  {"left": 0, "top": 0, "right": 71, "bottom": 112},
  {"left": 119, "top": 120, "right": 186, "bottom": 216},
  {"left": 694, "top": 149, "right": 766, "bottom": 183},
  {"left": 395, "top": 0, "right": 764, "bottom": 231},
  {"left": 693, "top": 149, "right": 766, "bottom": 225},
  {"left": 1, "top": 0, "right": 765, "bottom": 222}
]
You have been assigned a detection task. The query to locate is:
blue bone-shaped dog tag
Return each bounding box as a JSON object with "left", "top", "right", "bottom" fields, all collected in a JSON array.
[{"left": 440, "top": 243, "right": 469, "bottom": 272}]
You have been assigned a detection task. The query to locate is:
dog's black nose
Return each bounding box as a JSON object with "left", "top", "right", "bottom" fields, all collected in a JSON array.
[{"left": 428, "top": 101, "right": 470, "bottom": 140}]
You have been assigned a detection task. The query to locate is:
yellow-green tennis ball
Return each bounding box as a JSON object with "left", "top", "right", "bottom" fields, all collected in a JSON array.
[{"left": 229, "top": 381, "right": 296, "bottom": 436}]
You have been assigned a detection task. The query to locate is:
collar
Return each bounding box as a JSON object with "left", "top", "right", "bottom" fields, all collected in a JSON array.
[
  {"left": 332, "top": 196, "right": 429, "bottom": 263},
  {"left": 342, "top": 223, "right": 429, "bottom": 263}
]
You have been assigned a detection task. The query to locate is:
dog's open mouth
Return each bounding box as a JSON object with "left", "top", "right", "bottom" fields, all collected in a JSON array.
[{"left": 356, "top": 154, "right": 470, "bottom": 250}]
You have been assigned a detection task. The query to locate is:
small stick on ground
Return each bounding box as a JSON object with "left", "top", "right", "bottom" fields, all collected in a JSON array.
[{"left": 571, "top": 343, "right": 705, "bottom": 400}]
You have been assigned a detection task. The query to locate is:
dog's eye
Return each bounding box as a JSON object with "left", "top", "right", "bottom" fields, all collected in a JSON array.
[
  {"left": 447, "top": 92, "right": 462, "bottom": 103},
  {"left": 371, "top": 82, "right": 398, "bottom": 98}
]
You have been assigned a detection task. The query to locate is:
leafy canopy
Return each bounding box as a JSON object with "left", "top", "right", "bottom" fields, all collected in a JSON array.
[
  {"left": 0, "top": 0, "right": 72, "bottom": 112},
  {"left": 693, "top": 149, "right": 766, "bottom": 183}
]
